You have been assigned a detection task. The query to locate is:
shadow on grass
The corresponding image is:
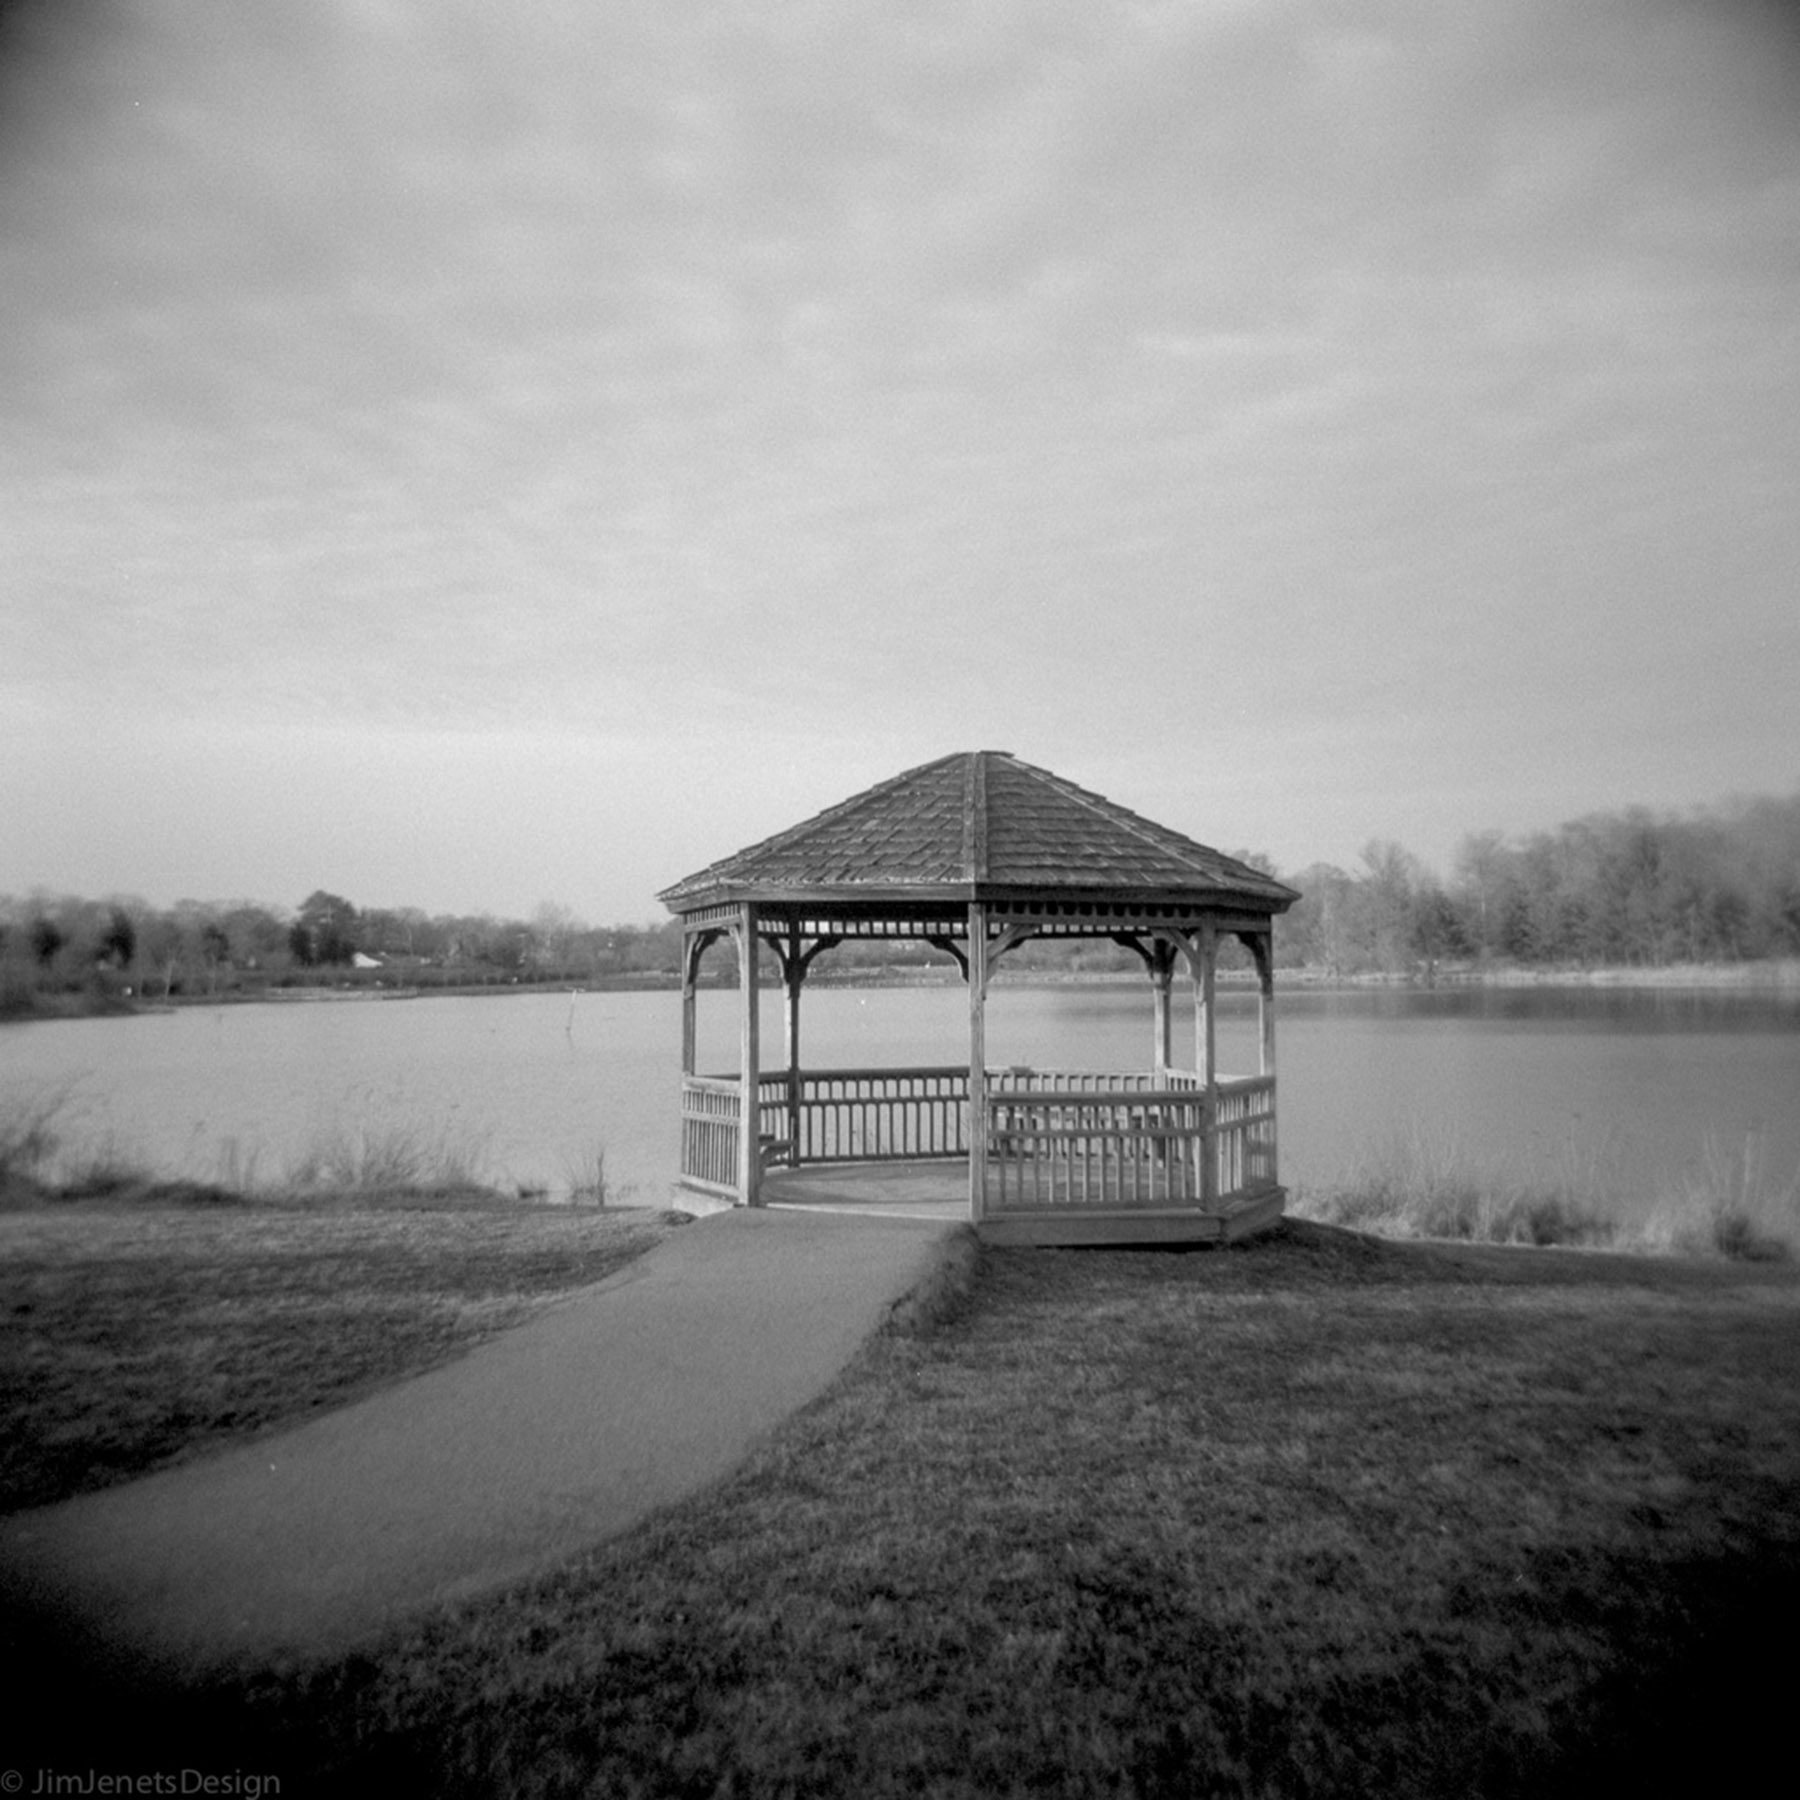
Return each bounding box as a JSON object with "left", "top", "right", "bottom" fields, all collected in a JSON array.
[
  {"left": 7, "top": 1541, "right": 1797, "bottom": 1798},
  {"left": 7, "top": 1224, "right": 1799, "bottom": 1798}
]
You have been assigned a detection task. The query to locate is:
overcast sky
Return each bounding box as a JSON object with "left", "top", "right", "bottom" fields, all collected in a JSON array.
[{"left": 3, "top": 0, "right": 1796, "bottom": 924}]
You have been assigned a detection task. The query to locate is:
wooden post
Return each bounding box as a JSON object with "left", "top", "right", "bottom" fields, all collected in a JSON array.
[
  {"left": 735, "top": 903, "right": 761, "bottom": 1206},
  {"left": 1194, "top": 925, "right": 1216, "bottom": 1087},
  {"left": 967, "top": 902, "right": 989, "bottom": 1223},
  {"left": 1254, "top": 927, "right": 1277, "bottom": 1191},
  {"left": 1197, "top": 922, "right": 1218, "bottom": 1207},
  {"left": 1254, "top": 930, "right": 1276, "bottom": 1079},
  {"left": 1150, "top": 936, "right": 1175, "bottom": 1079},
  {"left": 680, "top": 928, "right": 700, "bottom": 1078},
  {"left": 784, "top": 922, "right": 803, "bottom": 1161}
]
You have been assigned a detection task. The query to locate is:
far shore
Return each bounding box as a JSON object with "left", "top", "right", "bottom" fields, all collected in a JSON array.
[{"left": 5, "top": 956, "right": 1798, "bottom": 1024}]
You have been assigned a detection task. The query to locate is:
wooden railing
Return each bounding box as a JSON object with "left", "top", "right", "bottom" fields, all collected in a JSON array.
[
  {"left": 681, "top": 1066, "right": 1278, "bottom": 1211},
  {"left": 678, "top": 1076, "right": 741, "bottom": 1195},
  {"left": 986, "top": 1085, "right": 1204, "bottom": 1209},
  {"left": 989, "top": 1067, "right": 1202, "bottom": 1097},
  {"left": 985, "top": 1073, "right": 1277, "bottom": 1213},
  {"left": 1214, "top": 1074, "right": 1278, "bottom": 1199},
  {"left": 759, "top": 1066, "right": 969, "bottom": 1164}
]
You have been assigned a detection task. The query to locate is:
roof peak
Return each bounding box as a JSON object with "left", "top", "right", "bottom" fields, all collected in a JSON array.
[{"left": 659, "top": 752, "right": 1298, "bottom": 913}]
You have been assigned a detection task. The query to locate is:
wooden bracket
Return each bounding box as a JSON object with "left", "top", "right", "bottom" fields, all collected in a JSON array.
[
  {"left": 1237, "top": 928, "right": 1273, "bottom": 987},
  {"left": 759, "top": 931, "right": 842, "bottom": 986},
  {"left": 1110, "top": 931, "right": 1154, "bottom": 970},
  {"left": 683, "top": 927, "right": 723, "bottom": 987},
  {"left": 926, "top": 935, "right": 970, "bottom": 980}
]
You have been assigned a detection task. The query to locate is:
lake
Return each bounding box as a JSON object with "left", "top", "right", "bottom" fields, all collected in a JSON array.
[{"left": 3, "top": 983, "right": 1797, "bottom": 1213}]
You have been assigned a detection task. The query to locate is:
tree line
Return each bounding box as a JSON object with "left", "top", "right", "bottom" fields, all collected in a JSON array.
[
  {"left": 5, "top": 791, "right": 1796, "bottom": 1014},
  {"left": 1279, "top": 792, "right": 1800, "bottom": 976},
  {"left": 0, "top": 888, "right": 690, "bottom": 1014}
]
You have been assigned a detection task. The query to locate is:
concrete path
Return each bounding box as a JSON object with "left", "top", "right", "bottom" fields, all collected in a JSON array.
[{"left": 0, "top": 1207, "right": 965, "bottom": 1682}]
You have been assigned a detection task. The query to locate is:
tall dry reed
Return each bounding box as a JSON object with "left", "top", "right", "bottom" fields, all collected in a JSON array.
[
  {"left": 1293, "top": 1120, "right": 1797, "bottom": 1260},
  {"left": 279, "top": 1120, "right": 495, "bottom": 1198}
]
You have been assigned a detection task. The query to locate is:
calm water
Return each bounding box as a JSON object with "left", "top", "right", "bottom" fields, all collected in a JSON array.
[{"left": 3, "top": 984, "right": 1797, "bottom": 1211}]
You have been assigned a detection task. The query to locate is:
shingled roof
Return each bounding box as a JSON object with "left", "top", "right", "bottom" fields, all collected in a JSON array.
[{"left": 658, "top": 752, "right": 1299, "bottom": 915}]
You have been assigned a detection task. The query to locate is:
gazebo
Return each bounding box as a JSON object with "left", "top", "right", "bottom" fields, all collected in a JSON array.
[{"left": 659, "top": 751, "right": 1299, "bottom": 1246}]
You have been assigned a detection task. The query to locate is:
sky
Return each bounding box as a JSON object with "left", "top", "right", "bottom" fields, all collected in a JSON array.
[{"left": 3, "top": 0, "right": 1797, "bottom": 925}]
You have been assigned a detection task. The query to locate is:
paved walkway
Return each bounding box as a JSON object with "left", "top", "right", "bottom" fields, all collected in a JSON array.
[{"left": 0, "top": 1207, "right": 966, "bottom": 1682}]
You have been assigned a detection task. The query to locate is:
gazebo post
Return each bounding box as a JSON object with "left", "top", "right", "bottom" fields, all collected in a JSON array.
[
  {"left": 735, "top": 903, "right": 761, "bottom": 1206},
  {"left": 1196, "top": 922, "right": 1218, "bottom": 1208},
  {"left": 1150, "top": 936, "right": 1175, "bottom": 1079},
  {"left": 967, "top": 901, "right": 989, "bottom": 1223},
  {"left": 782, "top": 921, "right": 803, "bottom": 1162},
  {"left": 1252, "top": 928, "right": 1278, "bottom": 1189},
  {"left": 680, "top": 927, "right": 700, "bottom": 1078},
  {"left": 1252, "top": 930, "right": 1276, "bottom": 1078}
]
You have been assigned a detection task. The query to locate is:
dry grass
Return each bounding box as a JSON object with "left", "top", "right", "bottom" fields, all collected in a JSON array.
[
  {"left": 0, "top": 1196, "right": 680, "bottom": 1513},
  {"left": 0, "top": 1079, "right": 72, "bottom": 1199},
  {"left": 57, "top": 1225, "right": 1789, "bottom": 1797},
  {"left": 563, "top": 1142, "right": 631, "bottom": 1207},
  {"left": 1, "top": 1084, "right": 530, "bottom": 1208},
  {"left": 1293, "top": 1122, "right": 1800, "bottom": 1261},
  {"left": 1290, "top": 1125, "right": 1617, "bottom": 1248},
  {"left": 277, "top": 1117, "right": 495, "bottom": 1199},
  {"left": 1637, "top": 1130, "right": 1800, "bottom": 1260}
]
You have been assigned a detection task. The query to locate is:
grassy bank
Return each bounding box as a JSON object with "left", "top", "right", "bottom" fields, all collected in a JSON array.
[
  {"left": 0, "top": 1193, "right": 681, "bottom": 1514},
  {"left": 7, "top": 1224, "right": 1796, "bottom": 1795}
]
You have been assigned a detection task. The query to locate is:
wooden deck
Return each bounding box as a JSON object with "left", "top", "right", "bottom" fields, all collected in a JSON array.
[
  {"left": 758, "top": 1159, "right": 1286, "bottom": 1246},
  {"left": 761, "top": 1162, "right": 971, "bottom": 1223}
]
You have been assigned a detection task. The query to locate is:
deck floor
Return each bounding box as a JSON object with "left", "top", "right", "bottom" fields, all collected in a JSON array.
[
  {"left": 757, "top": 1160, "right": 1286, "bottom": 1245},
  {"left": 761, "top": 1161, "right": 971, "bottom": 1222}
]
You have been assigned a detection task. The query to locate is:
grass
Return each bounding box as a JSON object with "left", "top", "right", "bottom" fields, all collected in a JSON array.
[
  {"left": 1292, "top": 1121, "right": 1800, "bottom": 1261},
  {"left": 563, "top": 1141, "right": 631, "bottom": 1207},
  {"left": 0, "top": 1193, "right": 682, "bottom": 1515},
  {"left": 278, "top": 1117, "right": 495, "bottom": 1198},
  {"left": 7, "top": 1082, "right": 1799, "bottom": 1789},
  {"left": 1290, "top": 1125, "right": 1617, "bottom": 1248},
  {"left": 11, "top": 1224, "right": 1796, "bottom": 1796},
  {"left": 0, "top": 1079, "right": 74, "bottom": 1198},
  {"left": 0, "top": 1098, "right": 676, "bottom": 1517},
  {"left": 0, "top": 1080, "right": 553, "bottom": 1208},
  {"left": 1639, "top": 1129, "right": 1800, "bottom": 1261}
]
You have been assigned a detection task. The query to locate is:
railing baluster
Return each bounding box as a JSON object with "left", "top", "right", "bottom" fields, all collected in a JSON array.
[
  {"left": 759, "top": 1067, "right": 1273, "bottom": 1207},
  {"left": 973, "top": 1074, "right": 1273, "bottom": 1215}
]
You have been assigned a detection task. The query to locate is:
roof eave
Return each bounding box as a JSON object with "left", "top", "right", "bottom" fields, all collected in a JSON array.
[{"left": 660, "top": 878, "right": 1296, "bottom": 919}]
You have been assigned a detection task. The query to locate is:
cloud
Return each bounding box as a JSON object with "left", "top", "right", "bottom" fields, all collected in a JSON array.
[{"left": 3, "top": 0, "right": 1797, "bottom": 912}]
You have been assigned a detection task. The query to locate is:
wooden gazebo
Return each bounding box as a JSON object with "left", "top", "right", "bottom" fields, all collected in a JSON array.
[{"left": 659, "top": 751, "right": 1299, "bottom": 1246}]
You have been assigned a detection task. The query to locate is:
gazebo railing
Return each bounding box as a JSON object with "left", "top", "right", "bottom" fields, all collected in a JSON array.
[
  {"left": 990, "top": 1067, "right": 1201, "bottom": 1096},
  {"left": 678, "top": 1076, "right": 743, "bottom": 1196},
  {"left": 1213, "top": 1074, "right": 1279, "bottom": 1201},
  {"left": 680, "top": 1067, "right": 1278, "bottom": 1208},
  {"left": 758, "top": 1066, "right": 968, "bottom": 1163},
  {"left": 986, "top": 1086, "right": 1205, "bottom": 1208},
  {"left": 985, "top": 1074, "right": 1276, "bottom": 1211}
]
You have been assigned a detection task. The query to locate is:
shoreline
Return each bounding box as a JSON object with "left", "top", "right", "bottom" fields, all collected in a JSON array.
[{"left": 5, "top": 957, "right": 1799, "bottom": 1024}]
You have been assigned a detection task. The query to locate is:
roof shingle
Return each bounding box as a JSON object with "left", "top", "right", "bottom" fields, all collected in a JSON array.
[{"left": 659, "top": 753, "right": 1298, "bottom": 913}]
